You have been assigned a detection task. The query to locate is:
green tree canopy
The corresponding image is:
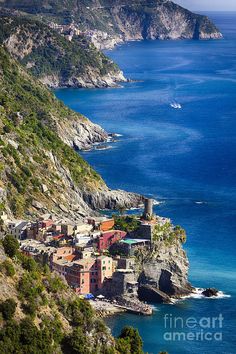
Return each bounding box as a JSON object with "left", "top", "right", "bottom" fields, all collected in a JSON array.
[
  {"left": 0, "top": 298, "right": 17, "bottom": 321},
  {"left": 117, "top": 326, "right": 143, "bottom": 354},
  {"left": 2, "top": 235, "right": 19, "bottom": 258}
]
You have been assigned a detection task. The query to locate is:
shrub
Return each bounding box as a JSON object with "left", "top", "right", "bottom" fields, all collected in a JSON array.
[
  {"left": 2, "top": 235, "right": 19, "bottom": 258},
  {"left": 20, "top": 255, "right": 37, "bottom": 272},
  {"left": 0, "top": 299, "right": 17, "bottom": 321},
  {"left": 65, "top": 327, "right": 90, "bottom": 354},
  {"left": 18, "top": 272, "right": 44, "bottom": 300},
  {"left": 22, "top": 299, "right": 38, "bottom": 317},
  {"left": 0, "top": 260, "right": 15, "bottom": 277},
  {"left": 114, "top": 216, "right": 140, "bottom": 232},
  {"left": 45, "top": 274, "right": 66, "bottom": 294},
  {"left": 3, "top": 125, "right": 11, "bottom": 134},
  {"left": 64, "top": 299, "right": 94, "bottom": 328},
  {"left": 0, "top": 317, "right": 58, "bottom": 353}
]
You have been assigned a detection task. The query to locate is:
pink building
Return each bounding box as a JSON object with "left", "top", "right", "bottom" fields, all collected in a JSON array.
[
  {"left": 98, "top": 230, "right": 127, "bottom": 252},
  {"left": 52, "top": 254, "right": 113, "bottom": 295}
]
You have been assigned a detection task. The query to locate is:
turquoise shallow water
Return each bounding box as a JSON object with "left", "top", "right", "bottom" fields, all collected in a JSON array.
[{"left": 55, "top": 12, "right": 236, "bottom": 354}]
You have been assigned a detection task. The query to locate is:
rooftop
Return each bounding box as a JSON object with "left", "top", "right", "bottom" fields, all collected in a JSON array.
[{"left": 120, "top": 239, "right": 149, "bottom": 245}]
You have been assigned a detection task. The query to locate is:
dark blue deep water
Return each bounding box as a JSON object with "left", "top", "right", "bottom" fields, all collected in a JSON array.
[{"left": 55, "top": 12, "right": 236, "bottom": 354}]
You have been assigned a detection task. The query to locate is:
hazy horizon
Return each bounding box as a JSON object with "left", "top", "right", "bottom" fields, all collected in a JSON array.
[{"left": 175, "top": 0, "right": 236, "bottom": 11}]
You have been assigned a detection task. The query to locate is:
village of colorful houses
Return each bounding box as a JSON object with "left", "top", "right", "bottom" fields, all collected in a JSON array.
[{"left": 0, "top": 200, "right": 169, "bottom": 302}]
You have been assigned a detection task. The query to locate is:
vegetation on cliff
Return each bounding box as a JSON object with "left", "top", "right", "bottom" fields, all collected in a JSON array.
[
  {"left": 114, "top": 215, "right": 141, "bottom": 233},
  {"left": 0, "top": 45, "right": 106, "bottom": 218},
  {"left": 0, "top": 237, "right": 145, "bottom": 354},
  {"left": 0, "top": 11, "right": 123, "bottom": 87},
  {"left": 0, "top": 0, "right": 222, "bottom": 41},
  {"left": 152, "top": 223, "right": 187, "bottom": 245}
]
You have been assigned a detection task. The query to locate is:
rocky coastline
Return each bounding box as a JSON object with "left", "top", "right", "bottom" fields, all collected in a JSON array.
[{"left": 40, "top": 69, "right": 127, "bottom": 89}]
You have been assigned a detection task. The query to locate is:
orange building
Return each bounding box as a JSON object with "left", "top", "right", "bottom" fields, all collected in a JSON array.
[
  {"left": 99, "top": 219, "right": 115, "bottom": 232},
  {"left": 87, "top": 217, "right": 115, "bottom": 232}
]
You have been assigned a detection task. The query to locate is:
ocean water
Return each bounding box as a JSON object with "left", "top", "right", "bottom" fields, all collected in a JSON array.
[{"left": 55, "top": 12, "right": 236, "bottom": 354}]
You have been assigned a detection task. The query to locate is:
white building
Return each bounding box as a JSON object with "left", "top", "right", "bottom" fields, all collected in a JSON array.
[{"left": 7, "top": 220, "right": 31, "bottom": 240}]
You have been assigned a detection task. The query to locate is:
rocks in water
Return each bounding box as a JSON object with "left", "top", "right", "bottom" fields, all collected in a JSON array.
[{"left": 202, "top": 288, "right": 219, "bottom": 297}]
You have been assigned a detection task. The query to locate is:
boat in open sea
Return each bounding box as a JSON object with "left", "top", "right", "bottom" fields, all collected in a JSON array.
[{"left": 170, "top": 102, "right": 182, "bottom": 109}]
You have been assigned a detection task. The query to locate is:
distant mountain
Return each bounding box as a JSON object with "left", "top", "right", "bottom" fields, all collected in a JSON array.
[
  {"left": 0, "top": 0, "right": 222, "bottom": 45},
  {"left": 0, "top": 11, "right": 126, "bottom": 88}
]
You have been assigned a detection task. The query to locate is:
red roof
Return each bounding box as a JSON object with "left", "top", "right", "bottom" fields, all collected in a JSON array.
[
  {"left": 101, "top": 230, "right": 127, "bottom": 238},
  {"left": 53, "top": 234, "right": 65, "bottom": 240},
  {"left": 64, "top": 254, "right": 77, "bottom": 262}
]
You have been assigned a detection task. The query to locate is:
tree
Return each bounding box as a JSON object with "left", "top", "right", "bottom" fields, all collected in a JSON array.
[
  {"left": 115, "top": 337, "right": 132, "bottom": 354},
  {"left": 2, "top": 235, "right": 19, "bottom": 258},
  {"left": 65, "top": 327, "right": 90, "bottom": 354},
  {"left": 21, "top": 255, "right": 37, "bottom": 272},
  {"left": 0, "top": 298, "right": 17, "bottom": 321},
  {"left": 117, "top": 326, "right": 143, "bottom": 354}
]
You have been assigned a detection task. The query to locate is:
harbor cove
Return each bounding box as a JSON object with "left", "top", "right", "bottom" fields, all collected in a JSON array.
[{"left": 55, "top": 12, "right": 236, "bottom": 354}]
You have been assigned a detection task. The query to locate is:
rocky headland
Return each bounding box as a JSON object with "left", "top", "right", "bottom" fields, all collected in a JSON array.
[
  {"left": 0, "top": 10, "right": 126, "bottom": 89},
  {"left": 0, "top": 1, "right": 223, "bottom": 89}
]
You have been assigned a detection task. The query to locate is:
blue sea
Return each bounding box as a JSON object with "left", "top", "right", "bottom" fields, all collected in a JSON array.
[{"left": 55, "top": 12, "right": 236, "bottom": 354}]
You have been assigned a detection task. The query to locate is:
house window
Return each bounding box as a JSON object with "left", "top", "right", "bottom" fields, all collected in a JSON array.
[{"left": 102, "top": 266, "right": 106, "bottom": 271}]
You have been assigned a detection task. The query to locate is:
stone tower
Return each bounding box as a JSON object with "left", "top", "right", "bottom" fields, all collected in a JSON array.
[{"left": 142, "top": 198, "right": 153, "bottom": 220}]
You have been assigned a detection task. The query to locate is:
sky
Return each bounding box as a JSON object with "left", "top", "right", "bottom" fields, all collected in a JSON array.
[{"left": 175, "top": 0, "right": 236, "bottom": 11}]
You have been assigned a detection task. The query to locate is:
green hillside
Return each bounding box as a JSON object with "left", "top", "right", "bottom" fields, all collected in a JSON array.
[
  {"left": 0, "top": 12, "right": 122, "bottom": 87},
  {"left": 0, "top": 240, "right": 144, "bottom": 353},
  {"left": 0, "top": 0, "right": 222, "bottom": 40},
  {"left": 0, "top": 45, "right": 105, "bottom": 218}
]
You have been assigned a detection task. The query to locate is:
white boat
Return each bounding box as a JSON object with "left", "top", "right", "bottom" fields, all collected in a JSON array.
[{"left": 170, "top": 102, "right": 182, "bottom": 109}]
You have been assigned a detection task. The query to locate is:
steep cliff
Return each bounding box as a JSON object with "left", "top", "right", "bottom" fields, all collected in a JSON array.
[
  {"left": 0, "top": 0, "right": 222, "bottom": 50},
  {"left": 101, "top": 221, "right": 192, "bottom": 304},
  {"left": 0, "top": 46, "right": 142, "bottom": 219},
  {"left": 0, "top": 11, "right": 126, "bottom": 88},
  {"left": 137, "top": 240, "right": 192, "bottom": 302}
]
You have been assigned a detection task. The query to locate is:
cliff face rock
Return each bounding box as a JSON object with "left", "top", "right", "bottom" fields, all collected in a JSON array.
[
  {"left": 105, "top": 0, "right": 222, "bottom": 42},
  {"left": 83, "top": 189, "right": 144, "bottom": 210},
  {"left": 136, "top": 240, "right": 192, "bottom": 300},
  {"left": 1, "top": 1, "right": 222, "bottom": 51},
  {"left": 55, "top": 118, "right": 109, "bottom": 151},
  {"left": 100, "top": 236, "right": 191, "bottom": 305},
  {"left": 0, "top": 12, "right": 126, "bottom": 88},
  {"left": 40, "top": 67, "right": 126, "bottom": 89}
]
